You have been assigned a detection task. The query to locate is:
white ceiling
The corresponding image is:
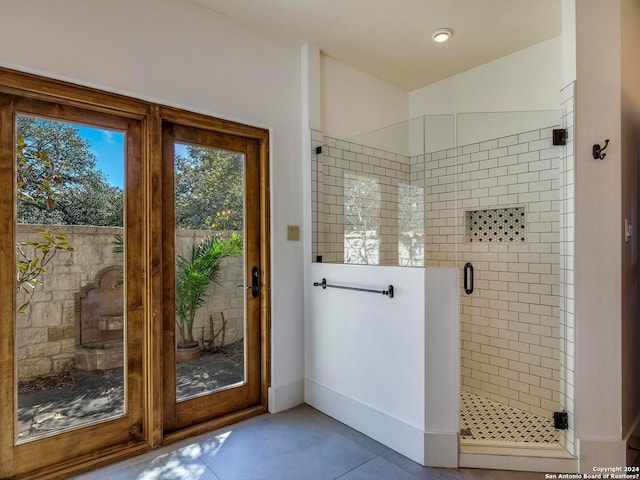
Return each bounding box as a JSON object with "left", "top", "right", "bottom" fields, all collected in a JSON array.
[{"left": 190, "top": 0, "right": 561, "bottom": 91}]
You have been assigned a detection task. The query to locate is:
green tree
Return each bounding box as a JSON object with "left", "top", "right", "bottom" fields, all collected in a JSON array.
[
  {"left": 175, "top": 146, "right": 243, "bottom": 231},
  {"left": 344, "top": 174, "right": 380, "bottom": 264},
  {"left": 17, "top": 116, "right": 123, "bottom": 226},
  {"left": 16, "top": 127, "right": 75, "bottom": 312}
]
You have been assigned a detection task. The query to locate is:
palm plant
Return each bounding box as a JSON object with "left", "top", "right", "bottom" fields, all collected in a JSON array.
[{"left": 175, "top": 233, "right": 242, "bottom": 347}]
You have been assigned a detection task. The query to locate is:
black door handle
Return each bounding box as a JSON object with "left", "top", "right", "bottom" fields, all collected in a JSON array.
[
  {"left": 250, "top": 265, "right": 259, "bottom": 298},
  {"left": 237, "top": 266, "right": 260, "bottom": 297},
  {"left": 464, "top": 262, "right": 474, "bottom": 295}
]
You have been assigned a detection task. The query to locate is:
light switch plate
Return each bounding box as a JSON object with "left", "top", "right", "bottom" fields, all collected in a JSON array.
[{"left": 287, "top": 225, "right": 300, "bottom": 241}]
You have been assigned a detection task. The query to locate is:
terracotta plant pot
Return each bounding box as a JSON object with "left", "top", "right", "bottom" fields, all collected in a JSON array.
[{"left": 176, "top": 343, "right": 200, "bottom": 363}]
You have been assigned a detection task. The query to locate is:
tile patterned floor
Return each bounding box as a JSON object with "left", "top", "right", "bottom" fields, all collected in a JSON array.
[
  {"left": 72, "top": 404, "right": 548, "bottom": 480},
  {"left": 460, "top": 391, "right": 560, "bottom": 443}
]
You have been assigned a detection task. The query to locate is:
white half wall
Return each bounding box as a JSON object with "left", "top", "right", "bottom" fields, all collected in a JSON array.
[
  {"left": 410, "top": 37, "right": 563, "bottom": 118},
  {"left": 0, "top": 0, "right": 305, "bottom": 409},
  {"left": 305, "top": 263, "right": 459, "bottom": 466},
  {"left": 306, "top": 264, "right": 425, "bottom": 432},
  {"left": 424, "top": 268, "right": 460, "bottom": 468}
]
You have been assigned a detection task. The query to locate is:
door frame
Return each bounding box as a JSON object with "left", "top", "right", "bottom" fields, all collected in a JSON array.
[
  {"left": 153, "top": 106, "right": 270, "bottom": 446},
  {"left": 0, "top": 67, "right": 271, "bottom": 479},
  {"left": 3, "top": 94, "right": 146, "bottom": 478}
]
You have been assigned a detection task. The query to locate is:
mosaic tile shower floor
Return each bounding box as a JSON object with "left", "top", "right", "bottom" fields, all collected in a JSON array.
[{"left": 460, "top": 391, "right": 560, "bottom": 443}]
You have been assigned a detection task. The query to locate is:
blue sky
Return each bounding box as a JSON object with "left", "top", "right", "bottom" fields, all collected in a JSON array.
[
  {"left": 175, "top": 143, "right": 188, "bottom": 157},
  {"left": 76, "top": 125, "right": 125, "bottom": 188},
  {"left": 74, "top": 128, "right": 193, "bottom": 189}
]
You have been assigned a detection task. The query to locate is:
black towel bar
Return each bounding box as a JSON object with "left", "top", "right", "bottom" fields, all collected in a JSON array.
[{"left": 313, "top": 278, "right": 394, "bottom": 298}]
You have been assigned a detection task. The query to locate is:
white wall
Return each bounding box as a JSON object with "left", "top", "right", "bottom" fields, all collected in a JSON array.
[
  {"left": 410, "top": 37, "right": 563, "bottom": 118},
  {"left": 0, "top": 0, "right": 305, "bottom": 410},
  {"left": 621, "top": 0, "right": 640, "bottom": 444},
  {"left": 573, "top": 0, "right": 627, "bottom": 471},
  {"left": 320, "top": 54, "right": 409, "bottom": 140},
  {"left": 561, "top": 0, "right": 577, "bottom": 86}
]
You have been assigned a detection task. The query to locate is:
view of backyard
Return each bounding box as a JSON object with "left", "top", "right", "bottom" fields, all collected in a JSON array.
[{"left": 15, "top": 116, "right": 246, "bottom": 441}]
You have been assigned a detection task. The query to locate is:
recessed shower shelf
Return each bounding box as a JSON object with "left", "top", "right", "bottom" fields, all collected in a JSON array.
[{"left": 466, "top": 207, "right": 526, "bottom": 243}]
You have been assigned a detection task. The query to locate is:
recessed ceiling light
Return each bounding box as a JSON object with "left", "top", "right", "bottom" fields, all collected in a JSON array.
[{"left": 432, "top": 28, "right": 452, "bottom": 43}]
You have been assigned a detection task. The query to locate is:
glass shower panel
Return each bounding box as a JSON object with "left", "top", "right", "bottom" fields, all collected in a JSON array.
[
  {"left": 314, "top": 117, "right": 422, "bottom": 266},
  {"left": 398, "top": 183, "right": 424, "bottom": 266},
  {"left": 455, "top": 111, "right": 564, "bottom": 444},
  {"left": 313, "top": 115, "right": 457, "bottom": 267},
  {"left": 343, "top": 173, "right": 380, "bottom": 264}
]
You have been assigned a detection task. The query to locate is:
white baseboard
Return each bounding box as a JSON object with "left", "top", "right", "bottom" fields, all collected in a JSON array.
[
  {"left": 304, "top": 379, "right": 426, "bottom": 465},
  {"left": 578, "top": 438, "right": 627, "bottom": 473},
  {"left": 424, "top": 431, "right": 459, "bottom": 468},
  {"left": 459, "top": 448, "right": 578, "bottom": 472},
  {"left": 268, "top": 380, "right": 304, "bottom": 413}
]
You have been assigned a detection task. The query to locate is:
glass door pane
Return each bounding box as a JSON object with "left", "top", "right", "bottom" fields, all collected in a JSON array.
[
  {"left": 455, "top": 111, "right": 564, "bottom": 444},
  {"left": 16, "top": 116, "right": 126, "bottom": 442},
  {"left": 173, "top": 143, "right": 246, "bottom": 401}
]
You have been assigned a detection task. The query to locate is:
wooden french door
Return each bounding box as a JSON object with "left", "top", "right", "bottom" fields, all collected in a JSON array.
[
  {"left": 161, "top": 116, "right": 264, "bottom": 433},
  {"left": 0, "top": 68, "right": 270, "bottom": 478},
  {"left": 0, "top": 93, "right": 145, "bottom": 477}
]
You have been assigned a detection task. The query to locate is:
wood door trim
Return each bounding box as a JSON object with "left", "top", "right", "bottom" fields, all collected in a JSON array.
[
  {"left": 0, "top": 93, "right": 16, "bottom": 478},
  {"left": 13, "top": 418, "right": 132, "bottom": 477},
  {"left": 146, "top": 105, "right": 164, "bottom": 447},
  {"left": 161, "top": 120, "right": 178, "bottom": 431},
  {"left": 0, "top": 67, "right": 149, "bottom": 119},
  {"left": 15, "top": 442, "right": 151, "bottom": 480},
  {"left": 12, "top": 96, "right": 135, "bottom": 131},
  {"left": 162, "top": 404, "right": 267, "bottom": 446},
  {"left": 159, "top": 106, "right": 269, "bottom": 142},
  {"left": 259, "top": 129, "right": 271, "bottom": 403}
]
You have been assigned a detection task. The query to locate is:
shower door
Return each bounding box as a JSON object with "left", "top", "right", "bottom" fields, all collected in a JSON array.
[{"left": 453, "top": 112, "right": 564, "bottom": 445}]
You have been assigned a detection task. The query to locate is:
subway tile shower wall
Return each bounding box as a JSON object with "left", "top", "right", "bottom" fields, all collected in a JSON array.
[
  {"left": 313, "top": 135, "right": 413, "bottom": 265},
  {"left": 418, "top": 127, "right": 562, "bottom": 419}
]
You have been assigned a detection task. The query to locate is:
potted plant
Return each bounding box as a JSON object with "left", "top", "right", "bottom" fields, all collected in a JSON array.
[{"left": 175, "top": 233, "right": 242, "bottom": 362}]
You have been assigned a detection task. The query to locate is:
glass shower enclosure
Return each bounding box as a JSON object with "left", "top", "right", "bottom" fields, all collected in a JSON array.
[{"left": 312, "top": 109, "right": 572, "bottom": 451}]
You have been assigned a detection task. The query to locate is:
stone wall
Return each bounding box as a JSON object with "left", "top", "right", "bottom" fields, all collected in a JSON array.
[{"left": 17, "top": 224, "right": 244, "bottom": 380}]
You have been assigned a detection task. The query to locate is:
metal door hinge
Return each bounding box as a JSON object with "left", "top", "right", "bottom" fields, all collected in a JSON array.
[
  {"left": 553, "top": 411, "right": 569, "bottom": 430},
  {"left": 552, "top": 129, "right": 567, "bottom": 146}
]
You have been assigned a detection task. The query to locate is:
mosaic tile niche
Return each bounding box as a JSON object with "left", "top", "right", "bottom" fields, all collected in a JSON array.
[{"left": 467, "top": 207, "right": 526, "bottom": 244}]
